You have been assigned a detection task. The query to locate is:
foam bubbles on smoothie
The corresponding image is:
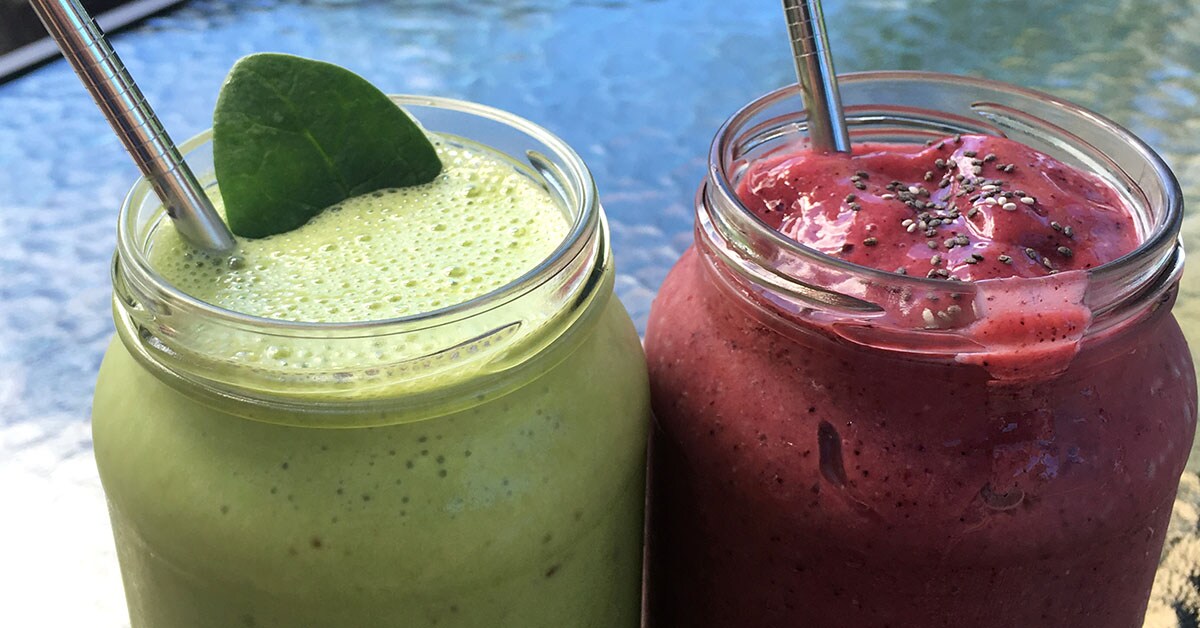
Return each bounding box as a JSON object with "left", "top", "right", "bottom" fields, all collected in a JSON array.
[{"left": 150, "top": 139, "right": 569, "bottom": 323}]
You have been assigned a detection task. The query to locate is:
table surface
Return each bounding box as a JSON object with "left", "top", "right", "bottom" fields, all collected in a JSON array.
[{"left": 4, "top": 1, "right": 1200, "bottom": 626}]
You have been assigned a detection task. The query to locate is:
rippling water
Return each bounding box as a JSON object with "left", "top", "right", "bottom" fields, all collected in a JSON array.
[{"left": 1, "top": 1, "right": 1198, "bottom": 625}]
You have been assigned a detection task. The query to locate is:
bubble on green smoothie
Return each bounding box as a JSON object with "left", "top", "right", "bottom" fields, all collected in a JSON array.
[{"left": 150, "top": 139, "right": 568, "bottom": 325}]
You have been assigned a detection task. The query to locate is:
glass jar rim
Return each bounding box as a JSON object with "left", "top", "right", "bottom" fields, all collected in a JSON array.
[
  {"left": 115, "top": 94, "right": 599, "bottom": 336},
  {"left": 705, "top": 70, "right": 1184, "bottom": 300}
]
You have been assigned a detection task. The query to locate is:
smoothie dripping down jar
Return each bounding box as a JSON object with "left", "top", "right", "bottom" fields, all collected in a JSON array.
[
  {"left": 92, "top": 96, "right": 650, "bottom": 628},
  {"left": 643, "top": 72, "right": 1196, "bottom": 628}
]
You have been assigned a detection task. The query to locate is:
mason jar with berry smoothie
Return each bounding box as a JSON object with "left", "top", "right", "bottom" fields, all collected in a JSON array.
[
  {"left": 91, "top": 95, "right": 650, "bottom": 627},
  {"left": 644, "top": 71, "right": 1196, "bottom": 627}
]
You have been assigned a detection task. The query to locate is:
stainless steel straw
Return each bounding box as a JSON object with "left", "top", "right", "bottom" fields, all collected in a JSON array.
[
  {"left": 782, "top": 0, "right": 851, "bottom": 153},
  {"left": 28, "top": 0, "right": 237, "bottom": 254}
]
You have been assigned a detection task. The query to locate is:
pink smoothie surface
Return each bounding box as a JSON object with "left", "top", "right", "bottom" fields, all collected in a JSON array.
[{"left": 735, "top": 134, "right": 1138, "bottom": 280}]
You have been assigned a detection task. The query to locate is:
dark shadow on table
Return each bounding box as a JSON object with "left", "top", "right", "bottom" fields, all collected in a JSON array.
[{"left": 0, "top": 0, "right": 186, "bottom": 82}]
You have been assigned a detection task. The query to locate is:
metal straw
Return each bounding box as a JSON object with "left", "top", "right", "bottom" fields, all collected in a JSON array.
[
  {"left": 28, "top": 0, "right": 237, "bottom": 254},
  {"left": 783, "top": 0, "right": 851, "bottom": 153}
]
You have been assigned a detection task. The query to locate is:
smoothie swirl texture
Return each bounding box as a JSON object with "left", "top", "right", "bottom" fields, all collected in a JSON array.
[{"left": 736, "top": 134, "right": 1138, "bottom": 281}]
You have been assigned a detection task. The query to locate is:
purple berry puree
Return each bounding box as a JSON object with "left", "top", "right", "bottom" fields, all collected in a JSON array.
[{"left": 644, "top": 135, "right": 1197, "bottom": 628}]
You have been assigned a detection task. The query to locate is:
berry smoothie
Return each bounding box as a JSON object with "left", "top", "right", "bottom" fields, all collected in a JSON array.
[
  {"left": 645, "top": 130, "right": 1196, "bottom": 627},
  {"left": 93, "top": 115, "right": 650, "bottom": 627},
  {"left": 740, "top": 135, "right": 1135, "bottom": 282}
]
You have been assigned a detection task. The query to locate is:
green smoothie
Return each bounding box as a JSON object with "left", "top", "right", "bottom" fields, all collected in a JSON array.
[
  {"left": 150, "top": 139, "right": 567, "bottom": 323},
  {"left": 92, "top": 109, "right": 650, "bottom": 627}
]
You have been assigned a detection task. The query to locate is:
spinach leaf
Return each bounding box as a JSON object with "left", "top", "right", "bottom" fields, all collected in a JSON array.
[{"left": 213, "top": 53, "right": 442, "bottom": 238}]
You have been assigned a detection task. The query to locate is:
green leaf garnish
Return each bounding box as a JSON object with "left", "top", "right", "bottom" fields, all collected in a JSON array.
[{"left": 212, "top": 53, "right": 442, "bottom": 238}]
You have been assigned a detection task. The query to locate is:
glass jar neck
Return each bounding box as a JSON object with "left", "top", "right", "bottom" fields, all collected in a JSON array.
[
  {"left": 112, "top": 96, "right": 609, "bottom": 426},
  {"left": 697, "top": 72, "right": 1184, "bottom": 381}
]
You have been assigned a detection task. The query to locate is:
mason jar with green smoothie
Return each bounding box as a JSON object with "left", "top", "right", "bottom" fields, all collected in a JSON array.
[{"left": 91, "top": 54, "right": 651, "bottom": 627}]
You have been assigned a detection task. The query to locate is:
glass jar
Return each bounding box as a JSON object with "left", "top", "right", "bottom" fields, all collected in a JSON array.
[
  {"left": 92, "top": 96, "right": 650, "bottom": 628},
  {"left": 644, "top": 72, "right": 1196, "bottom": 627}
]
